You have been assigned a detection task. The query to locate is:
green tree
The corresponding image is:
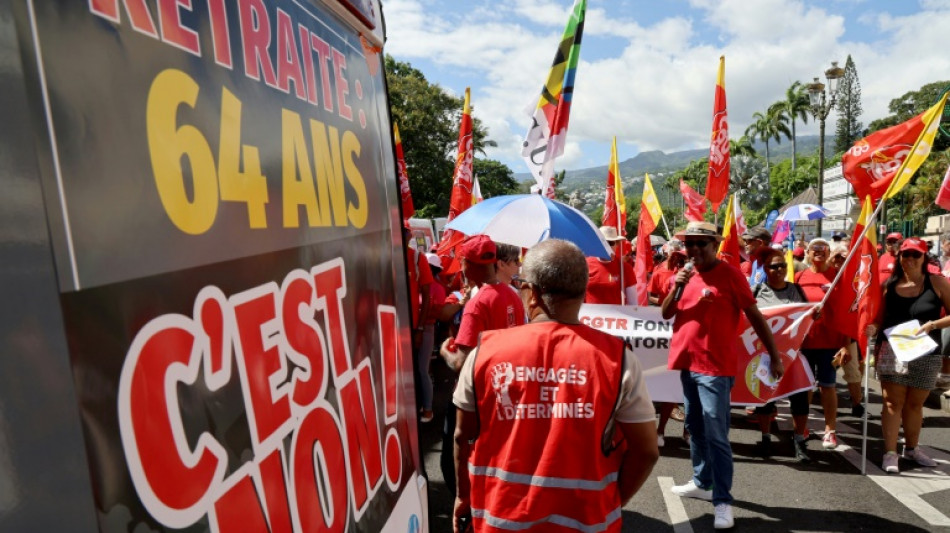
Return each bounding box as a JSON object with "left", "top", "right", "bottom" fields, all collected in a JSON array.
[
  {"left": 386, "top": 55, "right": 495, "bottom": 216},
  {"left": 771, "top": 82, "right": 810, "bottom": 170},
  {"left": 746, "top": 107, "right": 791, "bottom": 174},
  {"left": 834, "top": 55, "right": 864, "bottom": 154},
  {"left": 729, "top": 136, "right": 757, "bottom": 159},
  {"left": 473, "top": 159, "right": 519, "bottom": 199},
  {"left": 868, "top": 80, "right": 950, "bottom": 151},
  {"left": 899, "top": 148, "right": 950, "bottom": 233},
  {"left": 731, "top": 155, "right": 769, "bottom": 211}
]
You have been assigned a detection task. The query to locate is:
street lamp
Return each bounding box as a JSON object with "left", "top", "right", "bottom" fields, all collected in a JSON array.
[{"left": 806, "top": 61, "right": 844, "bottom": 238}]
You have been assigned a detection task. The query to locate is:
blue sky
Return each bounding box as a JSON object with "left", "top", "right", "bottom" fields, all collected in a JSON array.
[{"left": 383, "top": 0, "right": 950, "bottom": 174}]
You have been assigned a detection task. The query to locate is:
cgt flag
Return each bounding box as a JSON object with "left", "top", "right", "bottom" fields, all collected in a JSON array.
[
  {"left": 717, "top": 194, "right": 743, "bottom": 268},
  {"left": 393, "top": 123, "right": 415, "bottom": 223},
  {"left": 521, "top": 0, "right": 586, "bottom": 198},
  {"left": 635, "top": 173, "right": 663, "bottom": 306},
  {"left": 826, "top": 195, "right": 880, "bottom": 353},
  {"left": 680, "top": 179, "right": 707, "bottom": 222},
  {"left": 436, "top": 88, "right": 476, "bottom": 272},
  {"left": 602, "top": 136, "right": 627, "bottom": 236},
  {"left": 705, "top": 56, "right": 730, "bottom": 213},
  {"left": 843, "top": 92, "right": 948, "bottom": 202}
]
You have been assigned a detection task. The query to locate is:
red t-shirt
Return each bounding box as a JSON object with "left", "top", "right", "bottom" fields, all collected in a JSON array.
[
  {"left": 878, "top": 253, "right": 896, "bottom": 279},
  {"left": 425, "top": 282, "right": 447, "bottom": 325},
  {"left": 668, "top": 261, "right": 755, "bottom": 377},
  {"left": 795, "top": 267, "right": 847, "bottom": 349},
  {"left": 455, "top": 282, "right": 526, "bottom": 349},
  {"left": 585, "top": 257, "right": 636, "bottom": 305},
  {"left": 408, "top": 248, "right": 434, "bottom": 327},
  {"left": 648, "top": 262, "right": 678, "bottom": 303}
]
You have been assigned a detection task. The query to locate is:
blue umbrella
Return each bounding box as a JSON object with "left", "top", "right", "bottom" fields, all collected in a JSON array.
[
  {"left": 778, "top": 203, "right": 830, "bottom": 221},
  {"left": 444, "top": 194, "right": 612, "bottom": 258}
]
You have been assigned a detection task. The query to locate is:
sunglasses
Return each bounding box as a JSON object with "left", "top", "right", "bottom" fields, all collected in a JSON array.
[
  {"left": 809, "top": 245, "right": 829, "bottom": 252},
  {"left": 886, "top": 240, "right": 899, "bottom": 244},
  {"left": 766, "top": 263, "right": 787, "bottom": 271},
  {"left": 511, "top": 275, "right": 534, "bottom": 289},
  {"left": 684, "top": 240, "right": 712, "bottom": 249},
  {"left": 902, "top": 251, "right": 924, "bottom": 259}
]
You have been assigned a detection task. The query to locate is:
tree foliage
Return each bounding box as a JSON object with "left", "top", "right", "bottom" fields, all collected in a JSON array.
[
  {"left": 473, "top": 159, "right": 519, "bottom": 200},
  {"left": 385, "top": 55, "right": 501, "bottom": 216},
  {"left": 834, "top": 55, "right": 864, "bottom": 154},
  {"left": 867, "top": 79, "right": 950, "bottom": 152},
  {"left": 770, "top": 82, "right": 810, "bottom": 170},
  {"left": 746, "top": 107, "right": 791, "bottom": 174}
]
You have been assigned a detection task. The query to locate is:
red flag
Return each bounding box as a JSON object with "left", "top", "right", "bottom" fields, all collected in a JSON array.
[
  {"left": 679, "top": 179, "right": 707, "bottom": 222},
  {"left": 394, "top": 123, "right": 415, "bottom": 223},
  {"left": 602, "top": 137, "right": 627, "bottom": 236},
  {"left": 843, "top": 93, "right": 948, "bottom": 202},
  {"left": 731, "top": 304, "right": 817, "bottom": 405},
  {"left": 635, "top": 174, "right": 663, "bottom": 306},
  {"left": 826, "top": 196, "right": 880, "bottom": 353},
  {"left": 436, "top": 88, "right": 475, "bottom": 273},
  {"left": 935, "top": 162, "right": 950, "bottom": 211},
  {"left": 717, "top": 195, "right": 741, "bottom": 268},
  {"left": 705, "top": 56, "right": 730, "bottom": 213}
]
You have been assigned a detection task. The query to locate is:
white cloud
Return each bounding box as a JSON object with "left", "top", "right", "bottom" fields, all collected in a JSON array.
[{"left": 383, "top": 0, "right": 950, "bottom": 170}]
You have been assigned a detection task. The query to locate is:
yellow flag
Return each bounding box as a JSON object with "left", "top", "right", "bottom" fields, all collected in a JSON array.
[
  {"left": 785, "top": 249, "right": 795, "bottom": 282},
  {"left": 884, "top": 92, "right": 949, "bottom": 199},
  {"left": 642, "top": 173, "right": 663, "bottom": 226},
  {"left": 612, "top": 138, "right": 626, "bottom": 216}
]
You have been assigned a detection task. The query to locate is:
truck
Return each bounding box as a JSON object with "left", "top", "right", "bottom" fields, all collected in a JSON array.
[{"left": 0, "top": 0, "right": 426, "bottom": 530}]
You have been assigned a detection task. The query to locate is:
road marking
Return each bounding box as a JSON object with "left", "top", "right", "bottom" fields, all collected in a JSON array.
[{"left": 657, "top": 476, "right": 694, "bottom": 533}]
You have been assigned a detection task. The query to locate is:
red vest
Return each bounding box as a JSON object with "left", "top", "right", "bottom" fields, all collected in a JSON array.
[{"left": 468, "top": 322, "right": 625, "bottom": 532}]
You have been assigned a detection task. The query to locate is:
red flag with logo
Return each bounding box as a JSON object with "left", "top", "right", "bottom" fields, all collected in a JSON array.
[
  {"left": 825, "top": 196, "right": 880, "bottom": 353},
  {"left": 717, "top": 195, "right": 742, "bottom": 268},
  {"left": 680, "top": 179, "right": 707, "bottom": 222},
  {"left": 705, "top": 56, "right": 730, "bottom": 213},
  {"left": 731, "top": 304, "right": 817, "bottom": 405},
  {"left": 437, "top": 88, "right": 475, "bottom": 273},
  {"left": 636, "top": 174, "right": 663, "bottom": 305},
  {"left": 394, "top": 123, "right": 415, "bottom": 223},
  {"left": 602, "top": 137, "right": 627, "bottom": 236}
]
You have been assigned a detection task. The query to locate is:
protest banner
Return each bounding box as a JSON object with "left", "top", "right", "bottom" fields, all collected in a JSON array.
[
  {"left": 580, "top": 303, "right": 816, "bottom": 405},
  {"left": 3, "top": 0, "right": 425, "bottom": 530}
]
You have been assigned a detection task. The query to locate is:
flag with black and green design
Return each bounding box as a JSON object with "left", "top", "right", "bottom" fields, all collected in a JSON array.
[{"left": 520, "top": 0, "right": 586, "bottom": 198}]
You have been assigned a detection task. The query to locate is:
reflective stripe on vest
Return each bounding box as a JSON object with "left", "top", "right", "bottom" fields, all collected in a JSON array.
[
  {"left": 468, "top": 464, "right": 618, "bottom": 491},
  {"left": 471, "top": 506, "right": 622, "bottom": 533}
]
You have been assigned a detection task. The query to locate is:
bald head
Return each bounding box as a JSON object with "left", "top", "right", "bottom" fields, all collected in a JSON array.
[{"left": 522, "top": 239, "right": 588, "bottom": 303}]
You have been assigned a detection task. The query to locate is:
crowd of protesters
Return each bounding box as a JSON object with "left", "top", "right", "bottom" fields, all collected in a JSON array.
[{"left": 404, "top": 222, "right": 950, "bottom": 532}]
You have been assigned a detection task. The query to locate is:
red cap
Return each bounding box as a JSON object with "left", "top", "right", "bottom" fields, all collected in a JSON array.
[
  {"left": 886, "top": 232, "right": 903, "bottom": 241},
  {"left": 792, "top": 247, "right": 805, "bottom": 259},
  {"left": 460, "top": 235, "right": 497, "bottom": 264},
  {"left": 899, "top": 237, "right": 928, "bottom": 254}
]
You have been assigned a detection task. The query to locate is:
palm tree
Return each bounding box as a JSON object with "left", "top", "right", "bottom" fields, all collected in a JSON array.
[
  {"left": 745, "top": 107, "right": 791, "bottom": 175},
  {"left": 770, "top": 82, "right": 811, "bottom": 170},
  {"left": 729, "top": 135, "right": 757, "bottom": 159}
]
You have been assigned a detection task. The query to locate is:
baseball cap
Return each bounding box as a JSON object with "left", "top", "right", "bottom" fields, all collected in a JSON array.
[
  {"left": 792, "top": 247, "right": 805, "bottom": 259},
  {"left": 741, "top": 227, "right": 771, "bottom": 242},
  {"left": 460, "top": 235, "right": 497, "bottom": 264},
  {"left": 808, "top": 238, "right": 831, "bottom": 250},
  {"left": 886, "top": 232, "right": 903, "bottom": 242},
  {"left": 831, "top": 231, "right": 847, "bottom": 241},
  {"left": 900, "top": 237, "right": 928, "bottom": 254}
]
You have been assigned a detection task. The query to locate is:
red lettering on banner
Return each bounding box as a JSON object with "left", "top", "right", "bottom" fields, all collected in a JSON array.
[
  {"left": 238, "top": 0, "right": 277, "bottom": 87},
  {"left": 158, "top": 0, "right": 200, "bottom": 56},
  {"left": 291, "top": 403, "right": 349, "bottom": 532},
  {"left": 89, "top": 0, "right": 158, "bottom": 37},
  {"left": 118, "top": 258, "right": 410, "bottom": 530},
  {"left": 232, "top": 284, "right": 293, "bottom": 450},
  {"left": 330, "top": 48, "right": 352, "bottom": 120},
  {"left": 298, "top": 25, "right": 318, "bottom": 107},
  {"left": 310, "top": 35, "right": 334, "bottom": 113},
  {"left": 337, "top": 361, "right": 383, "bottom": 516},
  {"left": 279, "top": 272, "right": 329, "bottom": 411},
  {"left": 206, "top": 0, "right": 232, "bottom": 68},
  {"left": 313, "top": 260, "right": 352, "bottom": 378},
  {"left": 275, "top": 8, "right": 307, "bottom": 100}
]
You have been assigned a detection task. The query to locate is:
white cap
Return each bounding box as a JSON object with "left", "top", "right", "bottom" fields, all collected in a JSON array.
[{"left": 425, "top": 253, "right": 442, "bottom": 270}]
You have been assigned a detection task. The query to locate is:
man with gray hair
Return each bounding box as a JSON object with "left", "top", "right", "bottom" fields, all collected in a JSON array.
[{"left": 452, "top": 239, "right": 658, "bottom": 532}]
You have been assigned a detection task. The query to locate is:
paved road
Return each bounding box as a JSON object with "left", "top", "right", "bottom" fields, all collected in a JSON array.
[{"left": 416, "top": 359, "right": 950, "bottom": 532}]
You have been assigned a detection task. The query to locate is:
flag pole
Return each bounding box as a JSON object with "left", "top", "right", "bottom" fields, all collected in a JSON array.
[
  {"left": 861, "top": 337, "right": 874, "bottom": 475},
  {"left": 660, "top": 212, "right": 673, "bottom": 241},
  {"left": 618, "top": 195, "right": 626, "bottom": 306}
]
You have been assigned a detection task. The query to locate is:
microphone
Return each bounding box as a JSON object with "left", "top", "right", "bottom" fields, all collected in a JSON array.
[{"left": 672, "top": 261, "right": 695, "bottom": 302}]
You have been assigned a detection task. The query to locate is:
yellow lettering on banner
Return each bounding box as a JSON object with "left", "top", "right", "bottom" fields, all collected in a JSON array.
[
  {"left": 281, "top": 109, "right": 321, "bottom": 227},
  {"left": 342, "top": 130, "right": 367, "bottom": 228},
  {"left": 219, "top": 87, "right": 268, "bottom": 228},
  {"left": 147, "top": 69, "right": 218, "bottom": 234},
  {"left": 310, "top": 119, "right": 344, "bottom": 227}
]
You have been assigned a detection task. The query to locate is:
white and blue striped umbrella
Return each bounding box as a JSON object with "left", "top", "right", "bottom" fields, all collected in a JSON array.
[
  {"left": 777, "top": 203, "right": 830, "bottom": 221},
  {"left": 444, "top": 194, "right": 612, "bottom": 258}
]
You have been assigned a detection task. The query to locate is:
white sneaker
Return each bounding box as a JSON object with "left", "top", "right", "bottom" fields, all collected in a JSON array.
[
  {"left": 657, "top": 434, "right": 665, "bottom": 448},
  {"left": 882, "top": 451, "right": 899, "bottom": 474},
  {"left": 671, "top": 480, "right": 712, "bottom": 501},
  {"left": 714, "top": 503, "right": 734, "bottom": 529},
  {"left": 904, "top": 447, "right": 938, "bottom": 467}
]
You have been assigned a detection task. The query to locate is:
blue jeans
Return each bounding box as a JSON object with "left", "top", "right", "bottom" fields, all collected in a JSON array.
[{"left": 680, "top": 371, "right": 734, "bottom": 505}]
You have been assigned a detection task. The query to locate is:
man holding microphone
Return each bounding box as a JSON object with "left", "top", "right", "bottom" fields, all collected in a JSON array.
[{"left": 661, "top": 221, "right": 784, "bottom": 530}]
